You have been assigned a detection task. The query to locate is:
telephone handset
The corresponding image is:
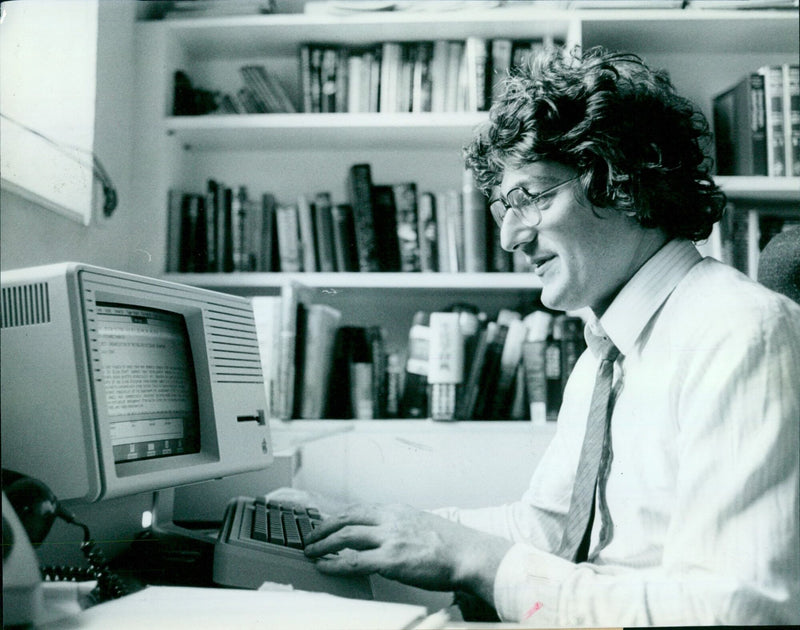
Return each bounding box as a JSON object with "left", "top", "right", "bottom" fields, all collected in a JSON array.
[{"left": 2, "top": 470, "right": 129, "bottom": 609}]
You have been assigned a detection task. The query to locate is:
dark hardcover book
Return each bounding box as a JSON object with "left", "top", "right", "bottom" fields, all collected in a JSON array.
[
  {"left": 165, "top": 189, "right": 184, "bottom": 273},
  {"left": 326, "top": 326, "right": 373, "bottom": 419},
  {"left": 417, "top": 191, "right": 439, "bottom": 272},
  {"left": 259, "top": 193, "right": 279, "bottom": 272},
  {"left": 400, "top": 311, "right": 430, "bottom": 418},
  {"left": 371, "top": 184, "right": 402, "bottom": 271},
  {"left": 310, "top": 46, "right": 323, "bottom": 113},
  {"left": 544, "top": 317, "right": 563, "bottom": 422},
  {"left": 204, "top": 179, "right": 220, "bottom": 272},
  {"left": 713, "top": 73, "right": 767, "bottom": 176},
  {"left": 325, "top": 326, "right": 355, "bottom": 418},
  {"left": 275, "top": 281, "right": 313, "bottom": 420},
  {"left": 367, "top": 326, "right": 388, "bottom": 419},
  {"left": 180, "top": 194, "right": 207, "bottom": 273},
  {"left": 392, "top": 183, "right": 421, "bottom": 272},
  {"left": 472, "top": 322, "right": 509, "bottom": 419},
  {"left": 232, "top": 186, "right": 249, "bottom": 271},
  {"left": 347, "top": 163, "right": 381, "bottom": 272},
  {"left": 294, "top": 303, "right": 342, "bottom": 419},
  {"left": 313, "top": 192, "right": 337, "bottom": 272},
  {"left": 336, "top": 48, "right": 349, "bottom": 113},
  {"left": 220, "top": 187, "right": 235, "bottom": 272},
  {"left": 331, "top": 203, "right": 359, "bottom": 272},
  {"left": 559, "top": 315, "right": 586, "bottom": 393},
  {"left": 487, "top": 319, "right": 526, "bottom": 419}
]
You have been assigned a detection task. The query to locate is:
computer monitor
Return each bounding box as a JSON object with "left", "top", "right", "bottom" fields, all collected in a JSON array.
[{"left": 0, "top": 262, "right": 273, "bottom": 505}]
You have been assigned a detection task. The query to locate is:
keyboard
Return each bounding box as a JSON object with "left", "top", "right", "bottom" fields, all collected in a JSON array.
[{"left": 213, "top": 496, "right": 373, "bottom": 600}]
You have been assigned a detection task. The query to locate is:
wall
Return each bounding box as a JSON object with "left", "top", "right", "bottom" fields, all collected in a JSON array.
[{"left": 1, "top": 1, "right": 162, "bottom": 278}]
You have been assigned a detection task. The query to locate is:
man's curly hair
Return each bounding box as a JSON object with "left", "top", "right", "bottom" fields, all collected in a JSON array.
[{"left": 464, "top": 46, "right": 726, "bottom": 241}]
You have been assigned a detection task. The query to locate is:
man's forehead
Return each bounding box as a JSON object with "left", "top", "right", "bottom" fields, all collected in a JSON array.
[{"left": 499, "top": 162, "right": 570, "bottom": 192}]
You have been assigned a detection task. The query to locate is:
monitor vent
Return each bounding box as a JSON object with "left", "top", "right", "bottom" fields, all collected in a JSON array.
[
  {"left": 208, "top": 321, "right": 263, "bottom": 384},
  {"left": 1, "top": 283, "right": 51, "bottom": 328}
]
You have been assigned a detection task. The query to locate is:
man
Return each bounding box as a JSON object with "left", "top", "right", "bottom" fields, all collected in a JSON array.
[{"left": 289, "top": 47, "right": 800, "bottom": 626}]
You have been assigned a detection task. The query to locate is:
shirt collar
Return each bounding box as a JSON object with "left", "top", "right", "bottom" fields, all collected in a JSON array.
[{"left": 587, "top": 238, "right": 702, "bottom": 358}]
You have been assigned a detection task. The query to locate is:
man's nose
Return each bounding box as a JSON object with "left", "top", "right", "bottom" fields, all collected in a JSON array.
[{"left": 499, "top": 212, "right": 537, "bottom": 253}]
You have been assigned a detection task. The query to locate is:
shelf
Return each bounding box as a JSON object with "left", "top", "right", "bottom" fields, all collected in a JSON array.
[
  {"left": 163, "top": 272, "right": 543, "bottom": 292},
  {"left": 165, "top": 112, "right": 489, "bottom": 151},
  {"left": 715, "top": 176, "right": 800, "bottom": 202}
]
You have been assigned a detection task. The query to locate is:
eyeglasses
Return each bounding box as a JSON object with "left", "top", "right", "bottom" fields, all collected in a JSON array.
[{"left": 489, "top": 176, "right": 579, "bottom": 228}]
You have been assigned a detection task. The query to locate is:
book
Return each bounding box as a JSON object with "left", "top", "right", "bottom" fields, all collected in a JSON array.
[
  {"left": 320, "top": 47, "right": 338, "bottom": 113},
  {"left": 313, "top": 192, "right": 337, "bottom": 272},
  {"left": 296, "top": 194, "right": 319, "bottom": 272},
  {"left": 417, "top": 192, "right": 439, "bottom": 272},
  {"left": 251, "top": 295, "right": 282, "bottom": 419},
  {"left": 400, "top": 311, "right": 430, "bottom": 418},
  {"left": 544, "top": 316, "right": 563, "bottom": 422},
  {"left": 444, "top": 41, "right": 464, "bottom": 112},
  {"left": 347, "top": 52, "right": 363, "bottom": 113},
  {"left": 331, "top": 203, "right": 359, "bottom": 272},
  {"left": 759, "top": 64, "right": 787, "bottom": 177},
  {"left": 349, "top": 326, "right": 374, "bottom": 419},
  {"left": 784, "top": 64, "right": 800, "bottom": 177},
  {"left": 204, "top": 179, "right": 220, "bottom": 272},
  {"left": 465, "top": 37, "right": 489, "bottom": 112},
  {"left": 487, "top": 318, "right": 526, "bottom": 419},
  {"left": 347, "top": 163, "right": 381, "bottom": 272},
  {"left": 465, "top": 322, "right": 509, "bottom": 420},
  {"left": 392, "top": 182, "right": 421, "bottom": 272},
  {"left": 430, "top": 40, "right": 450, "bottom": 113},
  {"left": 220, "top": 187, "right": 235, "bottom": 272},
  {"left": 274, "top": 281, "right": 311, "bottom": 420},
  {"left": 371, "top": 184, "right": 402, "bottom": 272},
  {"left": 427, "top": 312, "right": 464, "bottom": 421},
  {"left": 299, "top": 45, "right": 313, "bottom": 113},
  {"left": 295, "top": 303, "right": 342, "bottom": 419},
  {"left": 367, "top": 326, "right": 388, "bottom": 419},
  {"left": 712, "top": 73, "right": 767, "bottom": 176},
  {"left": 461, "top": 170, "right": 487, "bottom": 272},
  {"left": 275, "top": 204, "right": 302, "bottom": 272},
  {"left": 180, "top": 193, "right": 206, "bottom": 273},
  {"left": 379, "top": 42, "right": 402, "bottom": 114},
  {"left": 231, "top": 186, "right": 248, "bottom": 271},
  {"left": 258, "top": 193, "right": 279, "bottom": 272},
  {"left": 411, "top": 42, "right": 433, "bottom": 113},
  {"left": 165, "top": 189, "right": 184, "bottom": 273}
]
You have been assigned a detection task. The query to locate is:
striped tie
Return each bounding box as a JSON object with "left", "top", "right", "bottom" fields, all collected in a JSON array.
[{"left": 557, "top": 328, "right": 620, "bottom": 562}]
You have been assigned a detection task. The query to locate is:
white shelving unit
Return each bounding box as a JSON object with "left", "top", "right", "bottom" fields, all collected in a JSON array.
[{"left": 134, "top": 3, "right": 799, "bottom": 366}]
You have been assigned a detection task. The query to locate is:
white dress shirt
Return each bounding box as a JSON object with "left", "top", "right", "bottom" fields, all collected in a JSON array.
[{"left": 434, "top": 238, "right": 800, "bottom": 627}]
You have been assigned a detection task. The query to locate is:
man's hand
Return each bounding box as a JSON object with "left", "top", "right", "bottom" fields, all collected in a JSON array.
[{"left": 303, "top": 502, "right": 513, "bottom": 602}]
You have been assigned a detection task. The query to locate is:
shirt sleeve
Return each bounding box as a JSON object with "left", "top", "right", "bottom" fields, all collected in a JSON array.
[{"left": 490, "top": 299, "right": 800, "bottom": 627}]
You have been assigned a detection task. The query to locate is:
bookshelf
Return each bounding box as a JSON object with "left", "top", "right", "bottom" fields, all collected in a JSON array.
[{"left": 134, "top": 4, "right": 799, "bottom": 420}]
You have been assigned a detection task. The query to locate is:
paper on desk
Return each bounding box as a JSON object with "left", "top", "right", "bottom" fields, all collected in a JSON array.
[{"left": 42, "top": 585, "right": 430, "bottom": 630}]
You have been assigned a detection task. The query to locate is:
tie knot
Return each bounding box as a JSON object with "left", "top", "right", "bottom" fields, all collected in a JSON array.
[{"left": 584, "top": 323, "right": 620, "bottom": 362}]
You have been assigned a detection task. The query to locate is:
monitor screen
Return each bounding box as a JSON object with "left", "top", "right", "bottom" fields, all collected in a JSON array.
[{"left": 91, "top": 302, "right": 200, "bottom": 464}]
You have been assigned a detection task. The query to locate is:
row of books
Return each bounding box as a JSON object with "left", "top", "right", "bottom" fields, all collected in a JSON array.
[
  {"left": 165, "top": 163, "right": 527, "bottom": 274},
  {"left": 173, "top": 64, "right": 295, "bottom": 116},
  {"left": 300, "top": 36, "right": 560, "bottom": 114},
  {"left": 712, "top": 63, "right": 799, "bottom": 178},
  {"left": 253, "top": 288, "right": 586, "bottom": 422}
]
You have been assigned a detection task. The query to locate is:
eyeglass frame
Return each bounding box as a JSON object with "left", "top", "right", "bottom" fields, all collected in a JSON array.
[{"left": 488, "top": 175, "right": 580, "bottom": 228}]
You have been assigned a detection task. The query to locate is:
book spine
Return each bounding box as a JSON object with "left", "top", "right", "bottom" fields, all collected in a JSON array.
[
  {"left": 380, "top": 42, "right": 401, "bottom": 114},
  {"left": 465, "top": 37, "right": 489, "bottom": 112},
  {"left": 251, "top": 296, "right": 282, "bottom": 419},
  {"left": 349, "top": 326, "right": 374, "bottom": 419},
  {"left": 347, "top": 163, "right": 381, "bottom": 272},
  {"left": 296, "top": 193, "right": 319, "bottom": 272},
  {"left": 347, "top": 53, "right": 362, "bottom": 113},
  {"left": 544, "top": 316, "right": 563, "bottom": 422},
  {"left": 310, "top": 46, "right": 322, "bottom": 113},
  {"left": 490, "top": 38, "right": 512, "bottom": 106},
  {"left": 313, "top": 192, "right": 337, "bottom": 272},
  {"left": 367, "top": 326, "right": 388, "bottom": 419},
  {"left": 430, "top": 40, "right": 450, "bottom": 113},
  {"left": 320, "top": 47, "right": 338, "bottom": 113},
  {"left": 166, "top": 189, "right": 184, "bottom": 273},
  {"left": 393, "top": 183, "right": 421, "bottom": 272},
  {"left": 221, "top": 187, "right": 234, "bottom": 272},
  {"left": 204, "top": 180, "right": 219, "bottom": 272},
  {"left": 371, "top": 184, "right": 402, "bottom": 271},
  {"left": 488, "top": 318, "right": 526, "bottom": 419},
  {"left": 331, "top": 203, "right": 359, "bottom": 272},
  {"left": 427, "top": 312, "right": 464, "bottom": 421},
  {"left": 471, "top": 323, "right": 508, "bottom": 420},
  {"left": 761, "top": 65, "right": 787, "bottom": 177},
  {"left": 559, "top": 316, "right": 586, "bottom": 392},
  {"left": 445, "top": 41, "right": 464, "bottom": 112},
  {"left": 411, "top": 42, "right": 433, "bottom": 113},
  {"left": 462, "top": 170, "right": 487, "bottom": 272},
  {"left": 400, "top": 311, "right": 430, "bottom": 418},
  {"left": 275, "top": 204, "right": 302, "bottom": 272},
  {"left": 298, "top": 304, "right": 342, "bottom": 419},
  {"left": 785, "top": 64, "right": 800, "bottom": 177},
  {"left": 417, "top": 192, "right": 439, "bottom": 272},
  {"left": 300, "top": 45, "right": 312, "bottom": 113},
  {"left": 749, "top": 73, "right": 768, "bottom": 176},
  {"left": 259, "top": 193, "right": 278, "bottom": 272}
]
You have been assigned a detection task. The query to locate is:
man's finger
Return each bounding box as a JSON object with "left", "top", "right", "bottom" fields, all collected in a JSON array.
[
  {"left": 304, "top": 524, "right": 382, "bottom": 558},
  {"left": 303, "top": 504, "right": 380, "bottom": 544},
  {"left": 313, "top": 548, "right": 385, "bottom": 576}
]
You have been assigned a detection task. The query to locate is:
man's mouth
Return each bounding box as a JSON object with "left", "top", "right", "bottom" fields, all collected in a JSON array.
[{"left": 531, "top": 254, "right": 556, "bottom": 274}]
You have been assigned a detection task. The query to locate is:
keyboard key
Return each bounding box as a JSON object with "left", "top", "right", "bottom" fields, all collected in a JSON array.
[
  {"left": 282, "top": 512, "right": 303, "bottom": 549},
  {"left": 251, "top": 503, "right": 268, "bottom": 542},
  {"left": 296, "top": 514, "right": 313, "bottom": 545},
  {"left": 268, "top": 505, "right": 285, "bottom": 545}
]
